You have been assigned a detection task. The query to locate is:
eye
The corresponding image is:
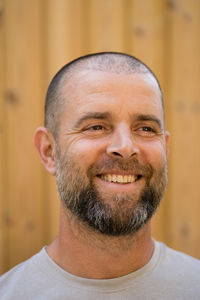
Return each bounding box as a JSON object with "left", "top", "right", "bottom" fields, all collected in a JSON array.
[
  {"left": 88, "top": 125, "right": 104, "bottom": 131},
  {"left": 135, "top": 126, "right": 157, "bottom": 137},
  {"left": 139, "top": 126, "right": 156, "bottom": 133},
  {"left": 82, "top": 123, "right": 109, "bottom": 136}
]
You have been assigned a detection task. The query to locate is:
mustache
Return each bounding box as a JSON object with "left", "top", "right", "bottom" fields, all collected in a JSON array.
[{"left": 87, "top": 158, "right": 153, "bottom": 179}]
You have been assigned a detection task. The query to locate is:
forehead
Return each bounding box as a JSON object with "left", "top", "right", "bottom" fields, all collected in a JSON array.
[{"left": 60, "top": 70, "right": 163, "bottom": 125}]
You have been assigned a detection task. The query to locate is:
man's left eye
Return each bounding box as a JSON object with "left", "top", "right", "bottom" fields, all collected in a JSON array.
[
  {"left": 139, "top": 127, "right": 156, "bottom": 132},
  {"left": 135, "top": 126, "right": 157, "bottom": 136}
]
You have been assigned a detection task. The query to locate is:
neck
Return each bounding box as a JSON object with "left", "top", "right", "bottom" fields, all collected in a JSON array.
[{"left": 47, "top": 204, "right": 154, "bottom": 279}]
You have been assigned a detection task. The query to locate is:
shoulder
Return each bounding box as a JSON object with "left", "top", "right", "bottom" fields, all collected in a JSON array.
[
  {"left": 155, "top": 241, "right": 200, "bottom": 282},
  {"left": 0, "top": 248, "right": 46, "bottom": 299},
  {"left": 159, "top": 241, "right": 200, "bottom": 269}
]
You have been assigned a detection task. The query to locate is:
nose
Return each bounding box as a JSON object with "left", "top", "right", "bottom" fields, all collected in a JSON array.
[{"left": 106, "top": 124, "right": 139, "bottom": 159}]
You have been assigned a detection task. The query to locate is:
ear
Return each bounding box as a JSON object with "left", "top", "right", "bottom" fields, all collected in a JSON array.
[
  {"left": 33, "top": 127, "right": 56, "bottom": 175},
  {"left": 164, "top": 130, "right": 170, "bottom": 157}
]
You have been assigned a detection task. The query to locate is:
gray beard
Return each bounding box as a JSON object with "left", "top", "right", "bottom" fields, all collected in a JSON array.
[{"left": 55, "top": 148, "right": 167, "bottom": 237}]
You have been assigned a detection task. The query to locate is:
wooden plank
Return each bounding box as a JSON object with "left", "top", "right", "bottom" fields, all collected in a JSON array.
[
  {"left": 128, "top": 0, "right": 168, "bottom": 241},
  {"left": 166, "top": 0, "right": 200, "bottom": 258},
  {"left": 0, "top": 0, "right": 7, "bottom": 275},
  {"left": 88, "top": 0, "right": 125, "bottom": 52},
  {"left": 45, "top": 0, "right": 89, "bottom": 242},
  {"left": 128, "top": 0, "right": 166, "bottom": 84},
  {"left": 46, "top": 0, "right": 88, "bottom": 79},
  {"left": 4, "top": 0, "right": 45, "bottom": 270}
]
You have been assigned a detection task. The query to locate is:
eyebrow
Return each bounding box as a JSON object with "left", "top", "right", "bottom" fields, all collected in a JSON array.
[
  {"left": 74, "top": 112, "right": 112, "bottom": 128},
  {"left": 133, "top": 114, "right": 162, "bottom": 129}
]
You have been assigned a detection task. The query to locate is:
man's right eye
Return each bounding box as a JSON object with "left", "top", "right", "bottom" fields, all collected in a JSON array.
[
  {"left": 89, "top": 125, "right": 104, "bottom": 131},
  {"left": 82, "top": 124, "right": 109, "bottom": 136},
  {"left": 81, "top": 123, "right": 111, "bottom": 136}
]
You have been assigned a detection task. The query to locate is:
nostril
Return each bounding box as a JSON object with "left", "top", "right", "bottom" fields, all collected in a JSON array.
[{"left": 113, "top": 151, "right": 122, "bottom": 157}]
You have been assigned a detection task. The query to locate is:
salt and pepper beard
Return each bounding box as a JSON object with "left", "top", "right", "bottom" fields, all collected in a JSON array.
[{"left": 55, "top": 145, "right": 168, "bottom": 237}]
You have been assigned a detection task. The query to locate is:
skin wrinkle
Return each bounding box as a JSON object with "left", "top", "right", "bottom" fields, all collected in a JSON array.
[{"left": 55, "top": 72, "right": 164, "bottom": 146}]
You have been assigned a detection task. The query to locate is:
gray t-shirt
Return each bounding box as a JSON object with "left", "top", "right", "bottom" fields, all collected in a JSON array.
[{"left": 0, "top": 241, "right": 200, "bottom": 299}]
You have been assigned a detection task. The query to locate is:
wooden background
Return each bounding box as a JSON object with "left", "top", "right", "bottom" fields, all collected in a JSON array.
[{"left": 0, "top": 0, "right": 200, "bottom": 275}]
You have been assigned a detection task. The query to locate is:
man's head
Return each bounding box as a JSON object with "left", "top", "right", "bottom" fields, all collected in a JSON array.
[{"left": 34, "top": 52, "right": 169, "bottom": 237}]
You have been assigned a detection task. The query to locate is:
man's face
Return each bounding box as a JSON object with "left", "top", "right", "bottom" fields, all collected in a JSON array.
[{"left": 55, "top": 70, "right": 169, "bottom": 236}]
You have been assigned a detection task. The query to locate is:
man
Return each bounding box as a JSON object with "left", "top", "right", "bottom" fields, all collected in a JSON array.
[{"left": 0, "top": 52, "right": 200, "bottom": 299}]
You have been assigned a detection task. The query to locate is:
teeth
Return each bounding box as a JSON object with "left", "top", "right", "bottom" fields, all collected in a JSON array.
[
  {"left": 101, "top": 174, "right": 138, "bottom": 184},
  {"left": 113, "top": 175, "right": 117, "bottom": 182},
  {"left": 124, "top": 175, "right": 128, "bottom": 183}
]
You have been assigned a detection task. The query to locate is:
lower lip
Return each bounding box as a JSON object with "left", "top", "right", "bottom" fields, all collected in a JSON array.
[{"left": 94, "top": 176, "right": 144, "bottom": 193}]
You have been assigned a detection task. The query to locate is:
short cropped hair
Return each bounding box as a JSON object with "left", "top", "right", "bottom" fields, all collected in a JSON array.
[{"left": 45, "top": 52, "right": 163, "bottom": 138}]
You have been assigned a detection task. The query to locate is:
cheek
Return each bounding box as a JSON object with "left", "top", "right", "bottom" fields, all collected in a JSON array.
[{"left": 139, "top": 140, "right": 167, "bottom": 166}]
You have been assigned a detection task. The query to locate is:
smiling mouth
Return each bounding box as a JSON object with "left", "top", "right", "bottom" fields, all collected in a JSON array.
[{"left": 97, "top": 174, "right": 142, "bottom": 184}]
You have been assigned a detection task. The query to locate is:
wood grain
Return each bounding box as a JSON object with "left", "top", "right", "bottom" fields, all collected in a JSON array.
[
  {"left": 166, "top": 0, "right": 200, "bottom": 257},
  {"left": 3, "top": 0, "right": 45, "bottom": 270}
]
